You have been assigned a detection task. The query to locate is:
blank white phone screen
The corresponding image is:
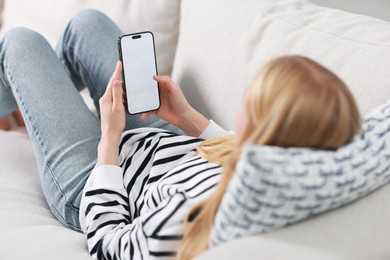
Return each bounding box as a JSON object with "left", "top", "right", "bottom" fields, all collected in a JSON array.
[{"left": 120, "top": 32, "right": 160, "bottom": 114}]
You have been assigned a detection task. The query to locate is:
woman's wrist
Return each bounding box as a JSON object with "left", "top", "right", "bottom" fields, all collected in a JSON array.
[
  {"left": 97, "top": 134, "right": 121, "bottom": 166},
  {"left": 177, "top": 108, "right": 210, "bottom": 137}
]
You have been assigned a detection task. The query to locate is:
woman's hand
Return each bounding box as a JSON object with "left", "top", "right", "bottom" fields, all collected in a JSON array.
[
  {"left": 140, "top": 76, "right": 209, "bottom": 136},
  {"left": 97, "top": 61, "right": 125, "bottom": 166},
  {"left": 139, "top": 75, "right": 191, "bottom": 125},
  {"left": 99, "top": 61, "right": 125, "bottom": 139}
]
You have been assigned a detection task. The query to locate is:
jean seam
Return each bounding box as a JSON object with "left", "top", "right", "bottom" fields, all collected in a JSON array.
[
  {"left": 0, "top": 58, "right": 18, "bottom": 116},
  {"left": 4, "top": 62, "right": 80, "bottom": 222},
  {"left": 4, "top": 63, "right": 47, "bottom": 156},
  {"left": 0, "top": 59, "right": 14, "bottom": 93}
]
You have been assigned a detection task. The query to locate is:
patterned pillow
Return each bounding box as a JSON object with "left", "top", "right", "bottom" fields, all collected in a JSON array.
[{"left": 210, "top": 99, "right": 390, "bottom": 247}]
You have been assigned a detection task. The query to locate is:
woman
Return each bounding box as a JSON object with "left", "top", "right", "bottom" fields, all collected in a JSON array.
[{"left": 0, "top": 10, "right": 360, "bottom": 260}]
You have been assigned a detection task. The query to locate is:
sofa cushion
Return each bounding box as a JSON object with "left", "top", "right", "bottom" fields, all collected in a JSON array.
[
  {"left": 199, "top": 235, "right": 344, "bottom": 260},
  {"left": 0, "top": 131, "right": 92, "bottom": 259},
  {"left": 210, "top": 99, "right": 390, "bottom": 247},
  {"left": 0, "top": 0, "right": 181, "bottom": 75},
  {"left": 173, "top": 0, "right": 390, "bottom": 130}
]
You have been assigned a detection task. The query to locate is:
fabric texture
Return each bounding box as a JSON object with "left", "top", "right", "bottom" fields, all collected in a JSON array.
[
  {"left": 1, "top": 0, "right": 181, "bottom": 75},
  {"left": 1, "top": 0, "right": 390, "bottom": 259},
  {"left": 0, "top": 9, "right": 184, "bottom": 233},
  {"left": 0, "top": 131, "right": 92, "bottom": 259},
  {"left": 173, "top": 0, "right": 390, "bottom": 130},
  {"left": 211, "top": 99, "right": 390, "bottom": 246},
  {"left": 80, "top": 128, "right": 222, "bottom": 259}
]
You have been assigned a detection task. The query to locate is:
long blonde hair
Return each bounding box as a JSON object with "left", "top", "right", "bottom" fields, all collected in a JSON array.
[{"left": 177, "top": 55, "right": 361, "bottom": 259}]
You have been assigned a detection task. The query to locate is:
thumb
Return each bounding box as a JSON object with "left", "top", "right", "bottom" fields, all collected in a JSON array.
[{"left": 112, "top": 80, "right": 124, "bottom": 110}]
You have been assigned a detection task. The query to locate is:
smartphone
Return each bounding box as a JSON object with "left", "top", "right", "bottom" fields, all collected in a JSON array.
[{"left": 118, "top": 32, "right": 160, "bottom": 114}]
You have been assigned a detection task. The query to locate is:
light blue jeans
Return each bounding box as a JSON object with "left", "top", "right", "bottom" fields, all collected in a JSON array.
[{"left": 0, "top": 9, "right": 182, "bottom": 232}]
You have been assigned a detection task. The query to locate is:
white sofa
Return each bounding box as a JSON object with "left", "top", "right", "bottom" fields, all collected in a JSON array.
[{"left": 1, "top": 0, "right": 390, "bottom": 259}]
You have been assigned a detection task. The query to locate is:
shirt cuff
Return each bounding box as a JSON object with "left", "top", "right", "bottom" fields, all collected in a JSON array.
[
  {"left": 199, "top": 120, "right": 231, "bottom": 139},
  {"left": 91, "top": 165, "right": 123, "bottom": 187}
]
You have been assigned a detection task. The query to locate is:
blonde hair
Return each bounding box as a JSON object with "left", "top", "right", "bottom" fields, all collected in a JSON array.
[{"left": 177, "top": 55, "right": 361, "bottom": 259}]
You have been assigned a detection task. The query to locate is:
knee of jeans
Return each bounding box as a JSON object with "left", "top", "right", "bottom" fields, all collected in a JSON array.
[
  {"left": 2, "top": 27, "right": 49, "bottom": 57},
  {"left": 59, "top": 9, "right": 114, "bottom": 52},
  {"left": 68, "top": 9, "right": 112, "bottom": 34}
]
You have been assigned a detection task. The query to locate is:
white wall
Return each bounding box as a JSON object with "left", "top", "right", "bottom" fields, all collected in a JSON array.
[{"left": 310, "top": 0, "right": 390, "bottom": 21}]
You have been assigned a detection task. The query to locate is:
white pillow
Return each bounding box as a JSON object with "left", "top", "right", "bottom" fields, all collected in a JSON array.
[
  {"left": 1, "top": 0, "right": 180, "bottom": 75},
  {"left": 210, "top": 99, "right": 390, "bottom": 247},
  {"left": 172, "top": 0, "right": 390, "bottom": 130}
]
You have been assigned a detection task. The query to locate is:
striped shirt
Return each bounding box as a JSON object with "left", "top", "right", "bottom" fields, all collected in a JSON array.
[{"left": 80, "top": 121, "right": 229, "bottom": 259}]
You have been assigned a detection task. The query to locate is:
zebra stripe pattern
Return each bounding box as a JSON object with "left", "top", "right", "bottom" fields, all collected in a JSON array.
[{"left": 82, "top": 128, "right": 221, "bottom": 259}]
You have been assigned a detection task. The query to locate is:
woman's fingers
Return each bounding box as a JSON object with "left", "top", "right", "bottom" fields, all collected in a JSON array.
[
  {"left": 153, "top": 75, "right": 174, "bottom": 89},
  {"left": 105, "top": 61, "right": 123, "bottom": 97},
  {"left": 153, "top": 75, "right": 166, "bottom": 82},
  {"left": 112, "top": 80, "right": 124, "bottom": 111}
]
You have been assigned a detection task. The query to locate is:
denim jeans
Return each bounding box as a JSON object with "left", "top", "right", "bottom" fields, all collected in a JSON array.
[{"left": 0, "top": 9, "right": 182, "bottom": 232}]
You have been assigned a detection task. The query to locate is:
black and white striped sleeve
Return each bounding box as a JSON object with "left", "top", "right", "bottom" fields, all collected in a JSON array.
[
  {"left": 79, "top": 165, "right": 190, "bottom": 259},
  {"left": 80, "top": 165, "right": 135, "bottom": 259}
]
